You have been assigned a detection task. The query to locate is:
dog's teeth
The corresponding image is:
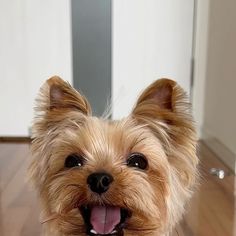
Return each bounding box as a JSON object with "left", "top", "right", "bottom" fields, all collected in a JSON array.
[
  {"left": 90, "top": 229, "right": 98, "bottom": 234},
  {"left": 90, "top": 229, "right": 117, "bottom": 235}
]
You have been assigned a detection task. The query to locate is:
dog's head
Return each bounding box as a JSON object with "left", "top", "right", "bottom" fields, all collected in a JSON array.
[{"left": 29, "top": 76, "right": 198, "bottom": 235}]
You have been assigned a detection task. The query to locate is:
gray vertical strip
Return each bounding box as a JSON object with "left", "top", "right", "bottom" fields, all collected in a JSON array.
[
  {"left": 190, "top": 0, "right": 197, "bottom": 102},
  {"left": 71, "top": 0, "right": 111, "bottom": 116}
]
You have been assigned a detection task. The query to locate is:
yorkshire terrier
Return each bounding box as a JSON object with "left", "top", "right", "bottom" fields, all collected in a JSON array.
[{"left": 29, "top": 76, "right": 198, "bottom": 236}]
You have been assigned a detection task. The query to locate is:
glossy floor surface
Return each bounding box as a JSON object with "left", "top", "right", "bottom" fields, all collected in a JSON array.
[{"left": 0, "top": 141, "right": 234, "bottom": 236}]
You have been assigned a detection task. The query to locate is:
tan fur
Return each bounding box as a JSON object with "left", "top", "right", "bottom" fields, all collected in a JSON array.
[{"left": 29, "top": 76, "right": 198, "bottom": 236}]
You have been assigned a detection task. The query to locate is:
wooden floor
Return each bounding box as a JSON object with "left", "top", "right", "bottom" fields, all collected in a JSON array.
[
  {"left": 0, "top": 141, "right": 234, "bottom": 236},
  {"left": 175, "top": 142, "right": 235, "bottom": 236}
]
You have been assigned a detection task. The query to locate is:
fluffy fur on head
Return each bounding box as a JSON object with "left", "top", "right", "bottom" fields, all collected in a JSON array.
[{"left": 29, "top": 76, "right": 198, "bottom": 236}]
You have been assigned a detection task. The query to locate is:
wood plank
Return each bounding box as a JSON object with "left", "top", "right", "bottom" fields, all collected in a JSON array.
[
  {"left": 0, "top": 144, "right": 29, "bottom": 192},
  {"left": 175, "top": 141, "right": 235, "bottom": 236}
]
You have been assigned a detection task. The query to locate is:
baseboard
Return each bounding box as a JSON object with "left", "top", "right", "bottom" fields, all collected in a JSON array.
[
  {"left": 202, "top": 130, "right": 236, "bottom": 174},
  {"left": 0, "top": 137, "right": 31, "bottom": 143}
]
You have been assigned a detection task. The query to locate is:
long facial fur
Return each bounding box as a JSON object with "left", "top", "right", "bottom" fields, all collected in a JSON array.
[{"left": 29, "top": 76, "right": 198, "bottom": 236}]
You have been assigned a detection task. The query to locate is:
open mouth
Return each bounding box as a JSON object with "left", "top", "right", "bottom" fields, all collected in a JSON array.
[{"left": 80, "top": 205, "right": 131, "bottom": 236}]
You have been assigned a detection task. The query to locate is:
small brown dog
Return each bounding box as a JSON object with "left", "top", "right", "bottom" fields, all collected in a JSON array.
[{"left": 29, "top": 76, "right": 198, "bottom": 236}]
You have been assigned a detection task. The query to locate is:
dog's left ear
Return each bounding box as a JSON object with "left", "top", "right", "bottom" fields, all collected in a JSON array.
[
  {"left": 133, "top": 78, "right": 175, "bottom": 112},
  {"left": 132, "top": 78, "right": 193, "bottom": 130},
  {"left": 132, "top": 78, "right": 196, "bottom": 140},
  {"left": 132, "top": 79, "right": 198, "bottom": 186}
]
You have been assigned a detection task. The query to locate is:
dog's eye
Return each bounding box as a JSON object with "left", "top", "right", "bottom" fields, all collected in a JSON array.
[
  {"left": 127, "top": 153, "right": 148, "bottom": 170},
  {"left": 65, "top": 154, "right": 84, "bottom": 168}
]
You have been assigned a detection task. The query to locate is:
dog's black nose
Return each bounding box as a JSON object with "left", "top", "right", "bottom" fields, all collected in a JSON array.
[{"left": 87, "top": 172, "right": 113, "bottom": 194}]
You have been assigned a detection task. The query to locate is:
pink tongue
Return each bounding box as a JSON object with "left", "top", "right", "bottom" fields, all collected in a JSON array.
[{"left": 90, "top": 206, "right": 121, "bottom": 234}]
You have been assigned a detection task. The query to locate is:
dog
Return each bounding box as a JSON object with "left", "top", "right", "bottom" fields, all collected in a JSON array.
[{"left": 29, "top": 76, "right": 198, "bottom": 236}]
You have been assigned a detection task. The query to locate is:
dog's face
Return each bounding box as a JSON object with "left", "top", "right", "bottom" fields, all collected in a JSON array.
[{"left": 29, "top": 77, "right": 198, "bottom": 236}]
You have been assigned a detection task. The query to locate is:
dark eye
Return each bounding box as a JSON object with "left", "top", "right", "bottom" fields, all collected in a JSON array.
[
  {"left": 127, "top": 153, "right": 148, "bottom": 170},
  {"left": 65, "top": 154, "right": 84, "bottom": 168}
]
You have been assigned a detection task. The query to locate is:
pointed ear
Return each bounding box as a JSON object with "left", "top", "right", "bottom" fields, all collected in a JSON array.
[
  {"left": 46, "top": 76, "right": 91, "bottom": 114},
  {"left": 134, "top": 78, "right": 176, "bottom": 111},
  {"left": 32, "top": 76, "right": 91, "bottom": 136},
  {"left": 30, "top": 77, "right": 91, "bottom": 186},
  {"left": 132, "top": 78, "right": 191, "bottom": 124},
  {"left": 36, "top": 76, "right": 91, "bottom": 115},
  {"left": 132, "top": 79, "right": 198, "bottom": 187}
]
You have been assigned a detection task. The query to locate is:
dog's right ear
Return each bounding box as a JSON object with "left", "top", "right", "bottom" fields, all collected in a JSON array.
[
  {"left": 32, "top": 76, "right": 91, "bottom": 136},
  {"left": 45, "top": 76, "right": 91, "bottom": 115},
  {"left": 37, "top": 76, "right": 91, "bottom": 115},
  {"left": 30, "top": 76, "right": 91, "bottom": 187}
]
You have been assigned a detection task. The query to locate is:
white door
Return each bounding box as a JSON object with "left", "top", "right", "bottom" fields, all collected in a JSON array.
[
  {"left": 112, "top": 0, "right": 194, "bottom": 119},
  {"left": 0, "top": 0, "right": 72, "bottom": 136}
]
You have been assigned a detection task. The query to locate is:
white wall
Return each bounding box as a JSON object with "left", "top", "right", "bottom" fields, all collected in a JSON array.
[
  {"left": 112, "top": 0, "right": 194, "bottom": 119},
  {"left": 193, "top": 0, "right": 236, "bottom": 172},
  {"left": 0, "top": 0, "right": 72, "bottom": 136},
  {"left": 202, "top": 0, "right": 236, "bottom": 155},
  {"left": 192, "top": 0, "right": 210, "bottom": 137}
]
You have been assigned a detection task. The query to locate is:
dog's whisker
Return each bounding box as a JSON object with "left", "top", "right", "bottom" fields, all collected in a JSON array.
[
  {"left": 126, "top": 226, "right": 159, "bottom": 232},
  {"left": 40, "top": 213, "right": 59, "bottom": 224}
]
